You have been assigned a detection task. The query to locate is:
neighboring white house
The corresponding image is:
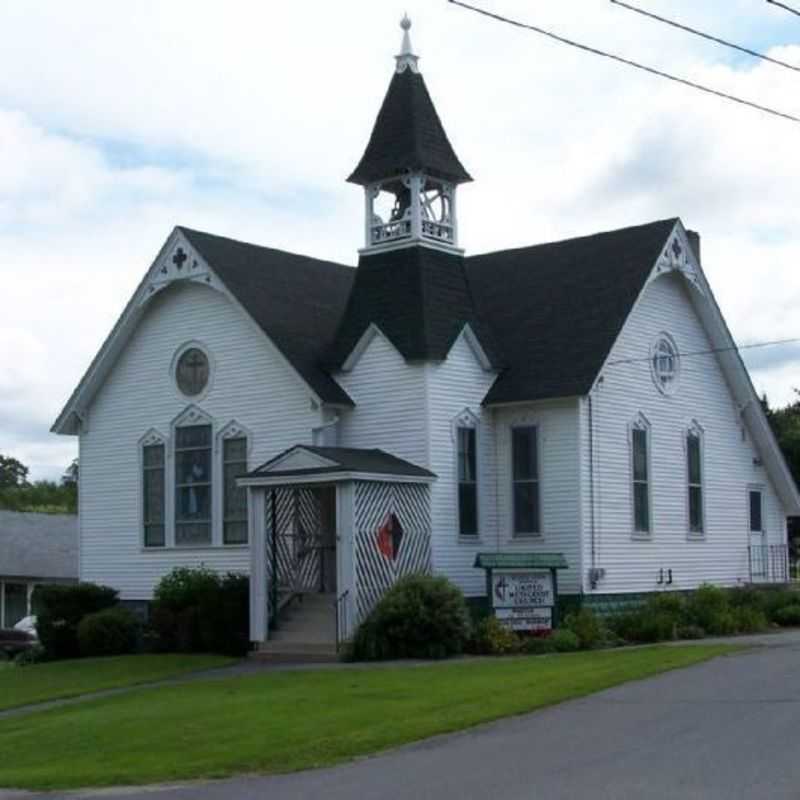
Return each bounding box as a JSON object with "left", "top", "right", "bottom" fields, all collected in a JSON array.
[
  {"left": 53, "top": 19, "right": 800, "bottom": 651},
  {"left": 0, "top": 511, "right": 78, "bottom": 627}
]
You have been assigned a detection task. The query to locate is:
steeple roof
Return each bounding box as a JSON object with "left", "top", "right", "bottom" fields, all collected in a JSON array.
[{"left": 347, "top": 20, "right": 472, "bottom": 185}]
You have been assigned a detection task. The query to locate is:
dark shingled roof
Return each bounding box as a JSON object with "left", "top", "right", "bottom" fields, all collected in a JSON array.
[
  {"left": 248, "top": 445, "right": 435, "bottom": 479},
  {"left": 0, "top": 511, "right": 78, "bottom": 580},
  {"left": 326, "top": 245, "right": 501, "bottom": 368},
  {"left": 466, "top": 218, "right": 678, "bottom": 404},
  {"left": 347, "top": 69, "right": 472, "bottom": 185},
  {"left": 180, "top": 227, "right": 356, "bottom": 406}
]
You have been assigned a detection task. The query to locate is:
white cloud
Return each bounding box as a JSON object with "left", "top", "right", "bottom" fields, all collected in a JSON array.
[{"left": 1, "top": 0, "right": 799, "bottom": 478}]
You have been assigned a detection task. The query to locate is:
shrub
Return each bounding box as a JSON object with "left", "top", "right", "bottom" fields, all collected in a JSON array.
[
  {"left": 350, "top": 574, "right": 470, "bottom": 660},
  {"left": 762, "top": 589, "right": 800, "bottom": 622},
  {"left": 646, "top": 592, "right": 686, "bottom": 620},
  {"left": 150, "top": 568, "right": 250, "bottom": 655},
  {"left": 728, "top": 586, "right": 768, "bottom": 613},
  {"left": 78, "top": 607, "right": 139, "bottom": 657},
  {"left": 675, "top": 624, "right": 706, "bottom": 640},
  {"left": 468, "top": 616, "right": 520, "bottom": 656},
  {"left": 521, "top": 635, "right": 556, "bottom": 656},
  {"left": 14, "top": 643, "right": 46, "bottom": 666},
  {"left": 550, "top": 629, "right": 580, "bottom": 652},
  {"left": 611, "top": 610, "right": 676, "bottom": 644},
  {"left": 731, "top": 606, "right": 769, "bottom": 634},
  {"left": 685, "top": 585, "right": 735, "bottom": 635},
  {"left": 773, "top": 605, "right": 800, "bottom": 627},
  {"left": 563, "top": 608, "right": 606, "bottom": 650},
  {"left": 34, "top": 582, "right": 118, "bottom": 660}
]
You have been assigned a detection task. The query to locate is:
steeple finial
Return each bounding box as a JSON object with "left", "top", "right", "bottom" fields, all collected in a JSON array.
[{"left": 395, "top": 14, "right": 420, "bottom": 73}]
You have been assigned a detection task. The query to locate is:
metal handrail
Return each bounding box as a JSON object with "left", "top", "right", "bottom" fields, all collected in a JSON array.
[
  {"left": 749, "top": 544, "right": 790, "bottom": 583},
  {"left": 334, "top": 589, "right": 349, "bottom": 653}
]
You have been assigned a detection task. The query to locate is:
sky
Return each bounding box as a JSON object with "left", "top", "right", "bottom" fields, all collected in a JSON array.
[{"left": 1, "top": 0, "right": 799, "bottom": 481}]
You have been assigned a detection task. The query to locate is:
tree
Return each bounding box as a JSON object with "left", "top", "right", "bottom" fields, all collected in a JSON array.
[{"left": 0, "top": 455, "right": 29, "bottom": 488}]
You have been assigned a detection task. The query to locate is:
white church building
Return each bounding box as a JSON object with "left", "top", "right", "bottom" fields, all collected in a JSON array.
[{"left": 53, "top": 18, "right": 799, "bottom": 652}]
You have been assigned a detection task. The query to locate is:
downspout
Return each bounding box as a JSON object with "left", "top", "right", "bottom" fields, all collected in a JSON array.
[{"left": 588, "top": 391, "right": 597, "bottom": 588}]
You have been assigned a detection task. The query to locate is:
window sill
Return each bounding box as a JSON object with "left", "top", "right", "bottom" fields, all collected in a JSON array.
[
  {"left": 457, "top": 535, "right": 482, "bottom": 546},
  {"left": 141, "top": 544, "right": 249, "bottom": 553},
  {"left": 686, "top": 533, "right": 706, "bottom": 542},
  {"left": 511, "top": 533, "right": 544, "bottom": 541},
  {"left": 631, "top": 532, "right": 653, "bottom": 542}
]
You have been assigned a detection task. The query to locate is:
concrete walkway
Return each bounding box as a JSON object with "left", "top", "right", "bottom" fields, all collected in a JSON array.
[{"left": 3, "top": 630, "right": 800, "bottom": 799}]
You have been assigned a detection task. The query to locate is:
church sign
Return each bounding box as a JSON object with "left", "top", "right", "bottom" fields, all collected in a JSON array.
[{"left": 475, "top": 553, "right": 568, "bottom": 633}]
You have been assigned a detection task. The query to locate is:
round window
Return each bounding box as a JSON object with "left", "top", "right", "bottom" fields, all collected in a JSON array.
[
  {"left": 175, "top": 347, "right": 209, "bottom": 397},
  {"left": 651, "top": 335, "right": 679, "bottom": 394}
]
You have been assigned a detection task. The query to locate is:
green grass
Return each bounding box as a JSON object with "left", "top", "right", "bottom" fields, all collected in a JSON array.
[
  {"left": 0, "top": 653, "right": 235, "bottom": 711},
  {"left": 0, "top": 645, "right": 736, "bottom": 791}
]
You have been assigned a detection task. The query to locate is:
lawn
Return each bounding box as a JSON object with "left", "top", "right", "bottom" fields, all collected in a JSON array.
[
  {"left": 0, "top": 644, "right": 736, "bottom": 791},
  {"left": 0, "top": 653, "right": 235, "bottom": 711}
]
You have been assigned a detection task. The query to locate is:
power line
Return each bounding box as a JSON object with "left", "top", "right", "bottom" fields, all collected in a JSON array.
[
  {"left": 611, "top": 0, "right": 800, "bottom": 74},
  {"left": 447, "top": 0, "right": 800, "bottom": 124},
  {"left": 767, "top": 0, "right": 800, "bottom": 19},
  {"left": 607, "top": 337, "right": 800, "bottom": 367}
]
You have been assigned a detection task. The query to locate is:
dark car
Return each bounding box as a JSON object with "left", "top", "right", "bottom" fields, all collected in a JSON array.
[{"left": 0, "top": 628, "right": 35, "bottom": 658}]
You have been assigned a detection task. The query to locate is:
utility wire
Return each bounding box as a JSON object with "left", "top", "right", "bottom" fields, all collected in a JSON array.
[
  {"left": 448, "top": 0, "right": 800, "bottom": 123},
  {"left": 610, "top": 0, "right": 800, "bottom": 73},
  {"left": 767, "top": 0, "right": 800, "bottom": 19},
  {"left": 607, "top": 337, "right": 800, "bottom": 367}
]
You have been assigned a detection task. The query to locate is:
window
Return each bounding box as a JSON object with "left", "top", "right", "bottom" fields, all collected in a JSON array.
[
  {"left": 175, "top": 424, "right": 212, "bottom": 545},
  {"left": 749, "top": 490, "right": 763, "bottom": 533},
  {"left": 143, "top": 443, "right": 166, "bottom": 547},
  {"left": 175, "top": 347, "right": 209, "bottom": 397},
  {"left": 687, "top": 430, "right": 703, "bottom": 534},
  {"left": 223, "top": 437, "right": 248, "bottom": 544},
  {"left": 632, "top": 426, "right": 650, "bottom": 533},
  {"left": 512, "top": 426, "right": 540, "bottom": 535},
  {"left": 651, "top": 335, "right": 679, "bottom": 394},
  {"left": 457, "top": 427, "right": 477, "bottom": 536}
]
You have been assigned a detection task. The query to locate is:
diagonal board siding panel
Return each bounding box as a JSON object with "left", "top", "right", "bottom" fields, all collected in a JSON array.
[{"left": 353, "top": 482, "right": 431, "bottom": 622}]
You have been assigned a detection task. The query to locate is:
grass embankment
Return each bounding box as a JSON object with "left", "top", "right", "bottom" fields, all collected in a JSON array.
[
  {"left": 0, "top": 653, "right": 235, "bottom": 711},
  {"left": 0, "top": 644, "right": 736, "bottom": 791}
]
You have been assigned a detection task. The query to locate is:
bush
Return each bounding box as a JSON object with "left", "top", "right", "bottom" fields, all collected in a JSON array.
[
  {"left": 685, "top": 585, "right": 736, "bottom": 635},
  {"left": 773, "top": 605, "right": 800, "bottom": 627},
  {"left": 728, "top": 586, "right": 768, "bottom": 613},
  {"left": 731, "top": 606, "right": 769, "bottom": 634},
  {"left": 468, "top": 616, "right": 520, "bottom": 656},
  {"left": 150, "top": 568, "right": 250, "bottom": 656},
  {"left": 563, "top": 608, "right": 606, "bottom": 650},
  {"left": 521, "top": 635, "right": 556, "bottom": 656},
  {"left": 550, "top": 629, "right": 580, "bottom": 652},
  {"left": 762, "top": 588, "right": 800, "bottom": 622},
  {"left": 676, "top": 624, "right": 706, "bottom": 640},
  {"left": 612, "top": 610, "right": 676, "bottom": 644},
  {"left": 349, "top": 574, "right": 469, "bottom": 660},
  {"left": 34, "top": 582, "right": 118, "bottom": 660},
  {"left": 14, "top": 643, "right": 46, "bottom": 666},
  {"left": 77, "top": 607, "right": 139, "bottom": 657}
]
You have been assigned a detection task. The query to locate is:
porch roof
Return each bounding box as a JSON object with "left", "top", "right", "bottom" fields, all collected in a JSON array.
[
  {"left": 239, "top": 445, "right": 436, "bottom": 487},
  {"left": 474, "top": 552, "right": 569, "bottom": 570}
]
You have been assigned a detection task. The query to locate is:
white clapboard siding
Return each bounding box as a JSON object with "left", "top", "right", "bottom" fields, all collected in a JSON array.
[
  {"left": 335, "top": 332, "right": 428, "bottom": 467},
  {"left": 493, "top": 400, "right": 583, "bottom": 594},
  {"left": 79, "top": 282, "right": 320, "bottom": 600},
  {"left": 426, "top": 332, "right": 499, "bottom": 596},
  {"left": 583, "top": 271, "right": 786, "bottom": 595}
]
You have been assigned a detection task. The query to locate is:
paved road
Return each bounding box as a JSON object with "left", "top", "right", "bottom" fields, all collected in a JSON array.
[{"left": 7, "top": 636, "right": 800, "bottom": 800}]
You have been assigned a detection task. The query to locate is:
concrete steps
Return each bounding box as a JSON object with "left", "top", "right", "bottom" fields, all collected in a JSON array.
[{"left": 252, "top": 592, "right": 339, "bottom": 663}]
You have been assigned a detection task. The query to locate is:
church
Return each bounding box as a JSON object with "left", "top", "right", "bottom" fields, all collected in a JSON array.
[{"left": 53, "top": 18, "right": 799, "bottom": 653}]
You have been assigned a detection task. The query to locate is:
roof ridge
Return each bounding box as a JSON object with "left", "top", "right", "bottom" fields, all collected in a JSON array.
[{"left": 467, "top": 217, "right": 680, "bottom": 261}]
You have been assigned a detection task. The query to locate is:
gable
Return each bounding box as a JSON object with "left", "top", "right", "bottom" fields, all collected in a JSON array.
[{"left": 53, "top": 227, "right": 355, "bottom": 434}]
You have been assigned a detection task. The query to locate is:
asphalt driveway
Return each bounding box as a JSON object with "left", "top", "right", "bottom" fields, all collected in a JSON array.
[{"left": 6, "top": 633, "right": 800, "bottom": 800}]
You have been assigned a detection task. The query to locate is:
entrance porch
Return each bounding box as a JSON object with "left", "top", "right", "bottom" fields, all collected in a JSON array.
[{"left": 240, "top": 446, "right": 435, "bottom": 657}]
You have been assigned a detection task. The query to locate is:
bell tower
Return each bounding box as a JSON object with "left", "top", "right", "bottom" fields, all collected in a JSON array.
[{"left": 348, "top": 16, "right": 472, "bottom": 255}]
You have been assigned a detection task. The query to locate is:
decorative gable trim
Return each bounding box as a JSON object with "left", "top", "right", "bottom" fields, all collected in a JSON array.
[
  {"left": 171, "top": 404, "right": 214, "bottom": 431},
  {"left": 651, "top": 226, "right": 703, "bottom": 295},
  {"left": 217, "top": 419, "right": 253, "bottom": 451},
  {"left": 138, "top": 427, "right": 167, "bottom": 448},
  {"left": 456, "top": 324, "right": 494, "bottom": 371},
  {"left": 262, "top": 446, "right": 340, "bottom": 473}
]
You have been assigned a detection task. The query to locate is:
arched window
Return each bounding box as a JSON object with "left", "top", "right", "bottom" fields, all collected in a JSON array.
[{"left": 651, "top": 334, "right": 680, "bottom": 394}]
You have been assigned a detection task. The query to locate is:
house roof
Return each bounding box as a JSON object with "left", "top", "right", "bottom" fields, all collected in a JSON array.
[
  {"left": 466, "top": 218, "right": 680, "bottom": 404},
  {"left": 245, "top": 445, "right": 435, "bottom": 482},
  {"left": 326, "top": 245, "right": 501, "bottom": 369},
  {"left": 0, "top": 511, "right": 78, "bottom": 580},
  {"left": 347, "top": 68, "right": 472, "bottom": 185},
  {"left": 180, "top": 228, "right": 356, "bottom": 406}
]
